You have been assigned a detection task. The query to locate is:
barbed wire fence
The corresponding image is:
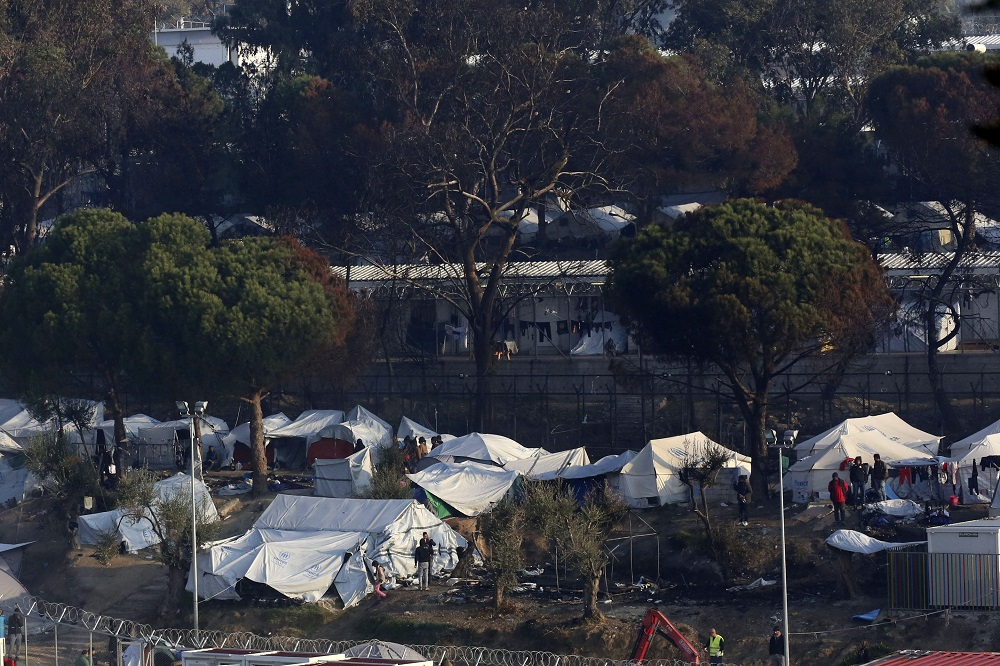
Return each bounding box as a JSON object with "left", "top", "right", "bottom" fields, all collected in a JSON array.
[{"left": 3, "top": 596, "right": 752, "bottom": 666}]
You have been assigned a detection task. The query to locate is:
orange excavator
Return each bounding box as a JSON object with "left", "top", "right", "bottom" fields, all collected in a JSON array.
[{"left": 630, "top": 608, "right": 701, "bottom": 665}]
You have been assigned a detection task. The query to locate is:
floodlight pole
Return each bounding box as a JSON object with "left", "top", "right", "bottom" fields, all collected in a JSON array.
[
  {"left": 177, "top": 401, "right": 201, "bottom": 643},
  {"left": 779, "top": 452, "right": 790, "bottom": 665}
]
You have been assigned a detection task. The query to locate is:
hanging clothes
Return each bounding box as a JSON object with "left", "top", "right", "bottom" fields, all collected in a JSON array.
[{"left": 898, "top": 467, "right": 913, "bottom": 485}]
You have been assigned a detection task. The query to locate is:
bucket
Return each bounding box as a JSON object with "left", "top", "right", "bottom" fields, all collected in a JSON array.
[{"left": 949, "top": 495, "right": 959, "bottom": 507}]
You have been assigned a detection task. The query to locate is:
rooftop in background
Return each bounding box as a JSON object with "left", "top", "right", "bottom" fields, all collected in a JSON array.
[{"left": 863, "top": 651, "right": 1000, "bottom": 665}]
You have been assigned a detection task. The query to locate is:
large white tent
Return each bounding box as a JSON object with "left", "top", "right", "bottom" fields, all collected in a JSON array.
[
  {"left": 314, "top": 448, "right": 374, "bottom": 497},
  {"left": 616, "top": 432, "right": 750, "bottom": 508},
  {"left": 267, "top": 410, "right": 346, "bottom": 468},
  {"left": 786, "top": 434, "right": 937, "bottom": 503},
  {"left": 558, "top": 450, "right": 638, "bottom": 480},
  {"left": 794, "top": 413, "right": 940, "bottom": 457},
  {"left": 407, "top": 461, "right": 521, "bottom": 516},
  {"left": 504, "top": 448, "right": 590, "bottom": 480},
  {"left": 346, "top": 406, "right": 393, "bottom": 437},
  {"left": 95, "top": 414, "right": 161, "bottom": 446},
  {"left": 426, "top": 432, "right": 544, "bottom": 466},
  {"left": 78, "top": 473, "right": 219, "bottom": 552},
  {"left": 192, "top": 496, "right": 466, "bottom": 605}
]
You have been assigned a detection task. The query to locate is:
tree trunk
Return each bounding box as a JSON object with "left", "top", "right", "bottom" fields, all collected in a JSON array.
[
  {"left": 247, "top": 389, "right": 268, "bottom": 496},
  {"left": 161, "top": 565, "right": 189, "bottom": 623},
  {"left": 494, "top": 582, "right": 505, "bottom": 608},
  {"left": 582, "top": 574, "right": 603, "bottom": 620},
  {"left": 748, "top": 393, "right": 770, "bottom": 500},
  {"left": 473, "top": 327, "right": 493, "bottom": 432},
  {"left": 106, "top": 383, "right": 127, "bottom": 446}
]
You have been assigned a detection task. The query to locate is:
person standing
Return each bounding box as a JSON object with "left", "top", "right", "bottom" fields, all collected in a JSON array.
[
  {"left": 735, "top": 475, "right": 751, "bottom": 526},
  {"left": 704, "top": 628, "right": 725, "bottom": 665},
  {"left": 849, "top": 456, "right": 867, "bottom": 506},
  {"left": 970, "top": 459, "right": 980, "bottom": 496},
  {"left": 768, "top": 625, "right": 785, "bottom": 666},
  {"left": 8, "top": 606, "right": 22, "bottom": 662},
  {"left": 829, "top": 472, "right": 849, "bottom": 523},
  {"left": 415, "top": 534, "right": 434, "bottom": 591},
  {"left": 871, "top": 454, "right": 888, "bottom": 501}
]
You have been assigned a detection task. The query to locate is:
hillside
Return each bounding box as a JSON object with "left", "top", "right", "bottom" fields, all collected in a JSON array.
[{"left": 0, "top": 480, "right": 996, "bottom": 666}]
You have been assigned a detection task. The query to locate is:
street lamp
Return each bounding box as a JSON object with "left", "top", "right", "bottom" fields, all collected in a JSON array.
[
  {"left": 176, "top": 400, "right": 207, "bottom": 642},
  {"left": 778, "top": 445, "right": 791, "bottom": 665}
]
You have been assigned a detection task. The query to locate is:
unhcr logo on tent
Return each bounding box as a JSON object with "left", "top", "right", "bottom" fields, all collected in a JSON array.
[{"left": 304, "top": 563, "right": 323, "bottom": 579}]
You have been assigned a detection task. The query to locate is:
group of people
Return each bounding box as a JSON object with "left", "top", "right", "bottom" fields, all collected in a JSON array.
[
  {"left": 702, "top": 626, "right": 786, "bottom": 665},
  {"left": 827, "top": 453, "right": 891, "bottom": 523},
  {"left": 400, "top": 435, "right": 443, "bottom": 473},
  {"left": 0, "top": 606, "right": 25, "bottom": 664}
]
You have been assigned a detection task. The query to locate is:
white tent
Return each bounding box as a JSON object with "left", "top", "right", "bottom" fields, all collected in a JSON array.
[
  {"left": 222, "top": 412, "right": 292, "bottom": 467},
  {"left": 346, "top": 406, "right": 393, "bottom": 436},
  {"left": 504, "top": 448, "right": 590, "bottom": 480},
  {"left": 570, "top": 311, "right": 629, "bottom": 356},
  {"left": 794, "top": 413, "right": 940, "bottom": 457},
  {"left": 78, "top": 473, "right": 219, "bottom": 552},
  {"left": 268, "top": 410, "right": 346, "bottom": 468},
  {"left": 0, "top": 398, "right": 104, "bottom": 447},
  {"left": 95, "top": 414, "right": 161, "bottom": 446},
  {"left": 0, "top": 458, "right": 34, "bottom": 505},
  {"left": 314, "top": 448, "right": 374, "bottom": 497},
  {"left": 192, "top": 495, "right": 466, "bottom": 605},
  {"left": 558, "top": 450, "right": 638, "bottom": 480},
  {"left": 0, "top": 431, "right": 20, "bottom": 453},
  {"left": 135, "top": 416, "right": 230, "bottom": 468},
  {"left": 193, "top": 528, "right": 369, "bottom": 604},
  {"left": 407, "top": 461, "right": 521, "bottom": 516},
  {"left": 786, "top": 434, "right": 937, "bottom": 503},
  {"left": 950, "top": 418, "right": 1000, "bottom": 460},
  {"left": 617, "top": 432, "right": 751, "bottom": 508},
  {"left": 331, "top": 418, "right": 392, "bottom": 450},
  {"left": 426, "top": 432, "right": 544, "bottom": 466}
]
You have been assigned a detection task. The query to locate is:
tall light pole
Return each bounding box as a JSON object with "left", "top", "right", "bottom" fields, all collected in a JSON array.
[
  {"left": 176, "top": 400, "right": 207, "bottom": 643},
  {"left": 778, "top": 444, "right": 791, "bottom": 665}
]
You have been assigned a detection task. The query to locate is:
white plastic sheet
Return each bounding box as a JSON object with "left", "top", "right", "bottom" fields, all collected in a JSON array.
[
  {"left": 825, "top": 529, "right": 925, "bottom": 554},
  {"left": 407, "top": 461, "right": 521, "bottom": 516},
  {"left": 427, "top": 432, "right": 544, "bottom": 466},
  {"left": 504, "top": 448, "right": 590, "bottom": 480}
]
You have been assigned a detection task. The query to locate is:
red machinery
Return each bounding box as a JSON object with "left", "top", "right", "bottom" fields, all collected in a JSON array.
[{"left": 630, "top": 608, "right": 701, "bottom": 665}]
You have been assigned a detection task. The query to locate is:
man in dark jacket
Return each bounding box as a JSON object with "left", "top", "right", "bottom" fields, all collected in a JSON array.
[
  {"left": 871, "top": 454, "right": 888, "bottom": 501},
  {"left": 735, "top": 475, "right": 751, "bottom": 526},
  {"left": 768, "top": 626, "right": 785, "bottom": 666},
  {"left": 415, "top": 532, "right": 436, "bottom": 590},
  {"left": 849, "top": 457, "right": 867, "bottom": 506}
]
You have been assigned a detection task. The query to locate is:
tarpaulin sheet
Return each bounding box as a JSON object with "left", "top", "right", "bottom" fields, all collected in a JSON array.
[
  {"left": 407, "top": 461, "right": 520, "bottom": 516},
  {"left": 504, "top": 448, "right": 590, "bottom": 480},
  {"left": 255, "top": 495, "right": 465, "bottom": 577},
  {"left": 825, "top": 529, "right": 925, "bottom": 554},
  {"left": 426, "top": 432, "right": 544, "bottom": 466}
]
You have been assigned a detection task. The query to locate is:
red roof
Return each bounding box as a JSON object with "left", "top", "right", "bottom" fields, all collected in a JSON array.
[{"left": 866, "top": 651, "right": 1000, "bottom": 665}]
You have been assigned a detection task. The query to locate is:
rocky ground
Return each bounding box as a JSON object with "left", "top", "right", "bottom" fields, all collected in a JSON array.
[{"left": 0, "top": 476, "right": 997, "bottom": 666}]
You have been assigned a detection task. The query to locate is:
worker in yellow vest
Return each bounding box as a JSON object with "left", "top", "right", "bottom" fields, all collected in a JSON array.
[{"left": 704, "top": 627, "right": 726, "bottom": 665}]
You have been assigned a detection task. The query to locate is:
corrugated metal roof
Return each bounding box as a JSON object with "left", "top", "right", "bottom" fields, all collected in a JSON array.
[
  {"left": 865, "top": 651, "right": 1000, "bottom": 665},
  {"left": 879, "top": 252, "right": 1000, "bottom": 272},
  {"left": 333, "top": 260, "right": 610, "bottom": 284}
]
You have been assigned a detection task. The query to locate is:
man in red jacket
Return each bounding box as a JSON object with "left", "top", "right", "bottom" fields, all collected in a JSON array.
[{"left": 829, "top": 472, "right": 849, "bottom": 523}]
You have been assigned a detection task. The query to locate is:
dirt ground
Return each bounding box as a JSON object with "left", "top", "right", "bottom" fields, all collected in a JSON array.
[{"left": 1, "top": 480, "right": 998, "bottom": 666}]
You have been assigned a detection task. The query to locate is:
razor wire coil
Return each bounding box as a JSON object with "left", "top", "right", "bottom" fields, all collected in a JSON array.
[{"left": 6, "top": 595, "right": 725, "bottom": 666}]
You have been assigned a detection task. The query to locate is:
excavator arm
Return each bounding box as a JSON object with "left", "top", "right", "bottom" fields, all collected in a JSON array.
[{"left": 630, "top": 608, "right": 700, "bottom": 665}]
